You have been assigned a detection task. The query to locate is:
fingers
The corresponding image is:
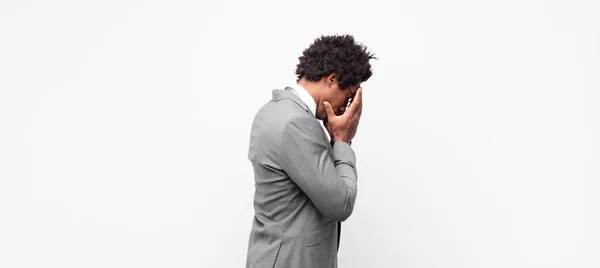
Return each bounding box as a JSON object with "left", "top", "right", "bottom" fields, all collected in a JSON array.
[
  {"left": 349, "top": 88, "right": 363, "bottom": 120},
  {"left": 348, "top": 87, "right": 363, "bottom": 113},
  {"left": 323, "top": 101, "right": 336, "bottom": 121}
]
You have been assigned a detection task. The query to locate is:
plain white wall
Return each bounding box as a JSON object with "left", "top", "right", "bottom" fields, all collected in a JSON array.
[{"left": 1, "top": 0, "right": 599, "bottom": 267}]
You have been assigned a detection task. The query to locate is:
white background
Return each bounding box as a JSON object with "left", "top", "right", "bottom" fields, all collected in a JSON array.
[{"left": 1, "top": 0, "right": 599, "bottom": 267}]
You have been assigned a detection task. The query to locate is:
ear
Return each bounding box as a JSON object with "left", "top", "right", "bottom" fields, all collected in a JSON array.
[{"left": 326, "top": 72, "right": 338, "bottom": 86}]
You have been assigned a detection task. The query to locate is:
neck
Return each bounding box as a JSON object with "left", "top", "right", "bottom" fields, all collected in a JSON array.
[{"left": 297, "top": 77, "right": 320, "bottom": 108}]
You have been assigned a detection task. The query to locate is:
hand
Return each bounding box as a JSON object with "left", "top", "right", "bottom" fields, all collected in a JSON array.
[{"left": 323, "top": 87, "right": 363, "bottom": 144}]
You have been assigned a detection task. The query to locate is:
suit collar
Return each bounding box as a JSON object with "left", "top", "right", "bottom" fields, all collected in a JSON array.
[
  {"left": 272, "top": 87, "right": 313, "bottom": 116},
  {"left": 288, "top": 84, "right": 317, "bottom": 116}
]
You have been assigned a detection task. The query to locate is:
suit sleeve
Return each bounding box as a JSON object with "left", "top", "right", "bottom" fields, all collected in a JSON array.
[{"left": 280, "top": 115, "right": 358, "bottom": 222}]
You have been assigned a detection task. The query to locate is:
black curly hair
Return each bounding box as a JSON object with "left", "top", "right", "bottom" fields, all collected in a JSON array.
[{"left": 295, "top": 34, "right": 376, "bottom": 90}]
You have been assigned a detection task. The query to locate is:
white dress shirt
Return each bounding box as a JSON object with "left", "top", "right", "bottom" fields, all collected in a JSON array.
[{"left": 287, "top": 83, "right": 332, "bottom": 141}]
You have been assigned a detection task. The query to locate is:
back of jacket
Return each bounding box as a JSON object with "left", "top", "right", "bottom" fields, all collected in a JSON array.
[{"left": 245, "top": 88, "right": 358, "bottom": 268}]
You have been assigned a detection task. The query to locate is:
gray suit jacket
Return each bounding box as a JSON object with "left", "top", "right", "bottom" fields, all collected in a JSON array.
[{"left": 245, "top": 87, "right": 358, "bottom": 268}]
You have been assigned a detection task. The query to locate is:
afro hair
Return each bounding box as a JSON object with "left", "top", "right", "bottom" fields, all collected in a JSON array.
[{"left": 295, "top": 34, "right": 376, "bottom": 90}]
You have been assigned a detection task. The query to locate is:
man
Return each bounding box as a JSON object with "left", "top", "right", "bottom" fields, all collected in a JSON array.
[{"left": 245, "top": 34, "right": 376, "bottom": 268}]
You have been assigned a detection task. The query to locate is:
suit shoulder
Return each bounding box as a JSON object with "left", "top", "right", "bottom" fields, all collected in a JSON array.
[{"left": 253, "top": 99, "right": 310, "bottom": 129}]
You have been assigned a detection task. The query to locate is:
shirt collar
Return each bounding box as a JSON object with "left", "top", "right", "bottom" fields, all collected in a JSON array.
[{"left": 289, "top": 83, "right": 317, "bottom": 116}]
